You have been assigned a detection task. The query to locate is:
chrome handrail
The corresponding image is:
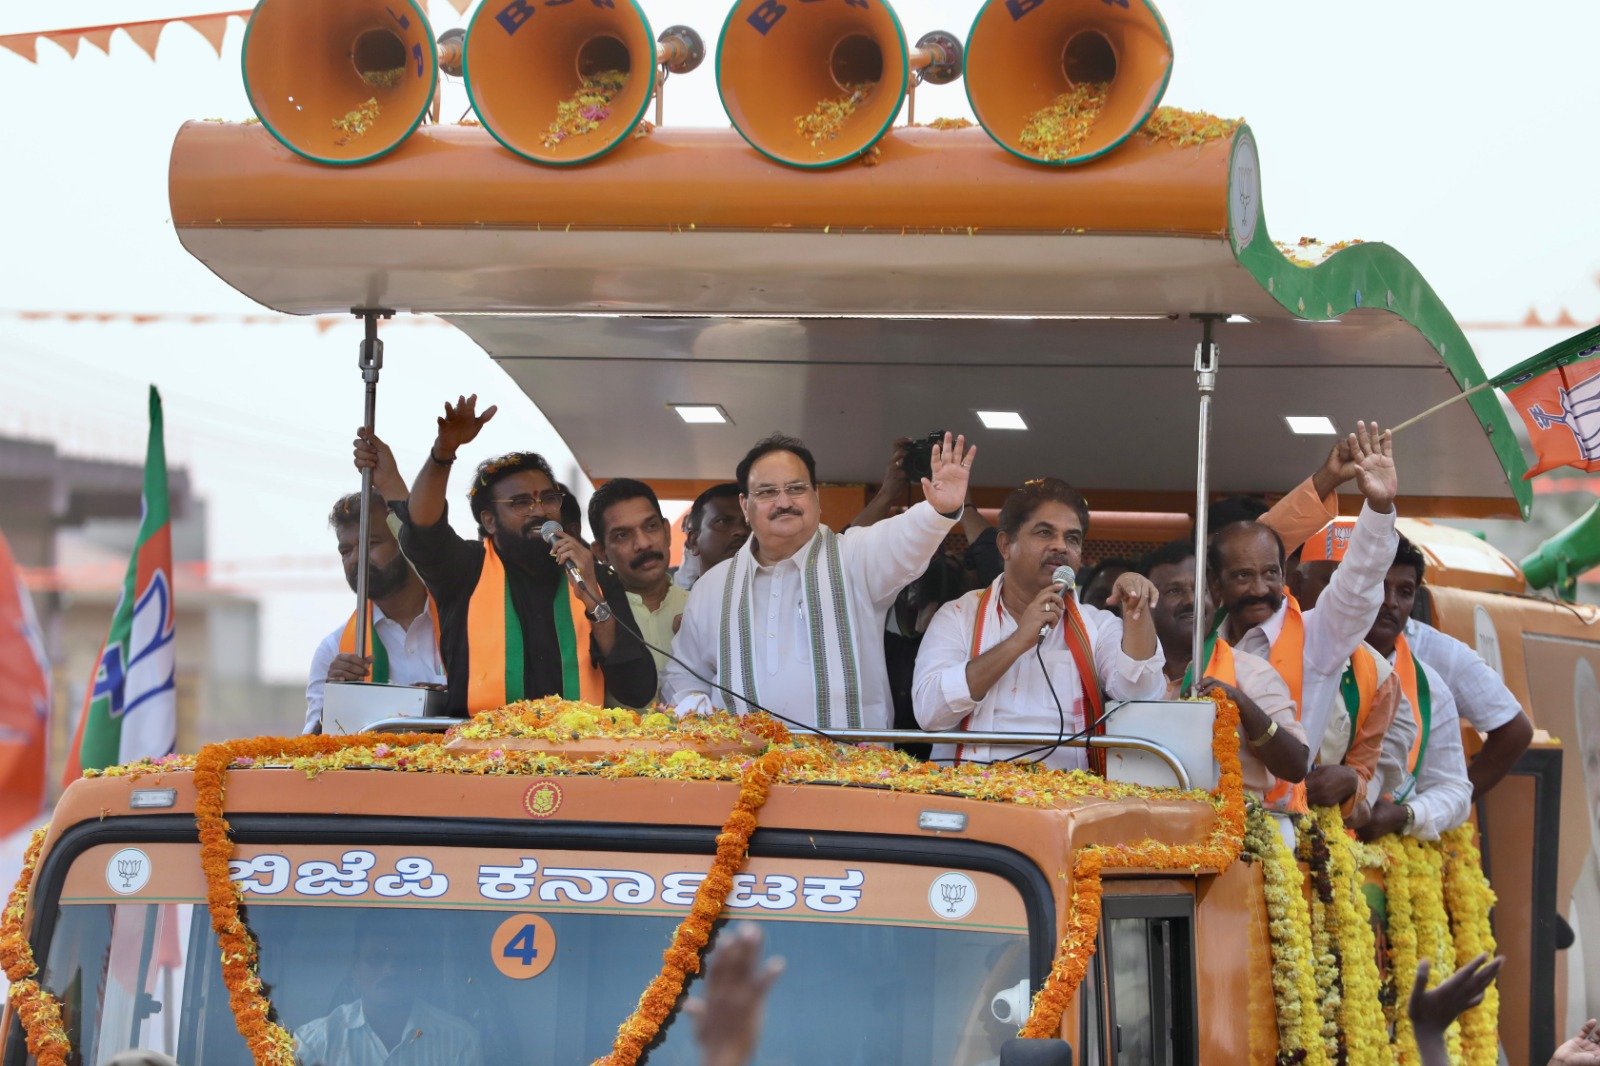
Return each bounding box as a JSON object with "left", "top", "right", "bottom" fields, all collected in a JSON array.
[{"left": 358, "top": 720, "right": 1191, "bottom": 789}]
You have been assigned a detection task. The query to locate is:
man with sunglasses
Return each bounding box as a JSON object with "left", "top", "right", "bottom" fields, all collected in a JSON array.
[
  {"left": 663, "top": 432, "right": 976, "bottom": 731},
  {"left": 353, "top": 396, "right": 654, "bottom": 716}
]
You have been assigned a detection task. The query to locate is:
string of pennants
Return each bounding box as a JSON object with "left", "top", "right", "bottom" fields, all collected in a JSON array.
[
  {"left": 1, "top": 310, "right": 450, "bottom": 334},
  {"left": 0, "top": 3, "right": 482, "bottom": 64}
]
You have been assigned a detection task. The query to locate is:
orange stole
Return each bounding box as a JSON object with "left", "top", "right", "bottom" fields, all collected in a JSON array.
[
  {"left": 465, "top": 539, "right": 604, "bottom": 713},
  {"left": 956, "top": 584, "right": 1107, "bottom": 775},
  {"left": 1392, "top": 633, "right": 1431, "bottom": 773}
]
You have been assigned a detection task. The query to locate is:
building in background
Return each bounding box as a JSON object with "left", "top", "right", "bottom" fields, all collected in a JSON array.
[{"left": 0, "top": 432, "right": 301, "bottom": 798}]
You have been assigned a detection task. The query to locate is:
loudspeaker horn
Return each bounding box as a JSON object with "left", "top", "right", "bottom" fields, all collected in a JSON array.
[
  {"left": 464, "top": 0, "right": 702, "bottom": 166},
  {"left": 717, "top": 0, "right": 963, "bottom": 169},
  {"left": 965, "top": 0, "right": 1173, "bottom": 166},
  {"left": 242, "top": 0, "right": 441, "bottom": 166}
]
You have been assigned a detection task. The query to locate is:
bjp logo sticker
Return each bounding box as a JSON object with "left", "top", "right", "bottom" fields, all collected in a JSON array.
[{"left": 523, "top": 780, "right": 564, "bottom": 819}]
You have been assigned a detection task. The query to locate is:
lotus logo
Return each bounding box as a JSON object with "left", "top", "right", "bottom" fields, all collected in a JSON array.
[
  {"left": 106, "top": 848, "right": 152, "bottom": 895},
  {"left": 940, "top": 881, "right": 967, "bottom": 913},
  {"left": 929, "top": 871, "right": 978, "bottom": 920}
]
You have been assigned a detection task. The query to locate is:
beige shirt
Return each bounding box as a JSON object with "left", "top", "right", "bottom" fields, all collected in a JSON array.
[
  {"left": 1165, "top": 647, "right": 1306, "bottom": 797},
  {"left": 625, "top": 582, "right": 689, "bottom": 695}
]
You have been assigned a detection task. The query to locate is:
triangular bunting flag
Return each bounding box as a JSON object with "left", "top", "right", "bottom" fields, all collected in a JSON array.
[
  {"left": 124, "top": 22, "right": 164, "bottom": 59},
  {"left": 80, "top": 27, "right": 116, "bottom": 55},
  {"left": 48, "top": 32, "right": 82, "bottom": 58},
  {"left": 446, "top": 0, "right": 473, "bottom": 13},
  {"left": 0, "top": 35, "right": 40, "bottom": 62},
  {"left": 190, "top": 13, "right": 231, "bottom": 56}
]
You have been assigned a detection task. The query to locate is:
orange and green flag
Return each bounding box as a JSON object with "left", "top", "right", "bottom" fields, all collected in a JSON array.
[
  {"left": 1498, "top": 324, "right": 1600, "bottom": 479},
  {"left": 63, "top": 386, "right": 177, "bottom": 781}
]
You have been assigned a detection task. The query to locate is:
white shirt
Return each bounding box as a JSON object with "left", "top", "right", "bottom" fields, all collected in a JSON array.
[
  {"left": 663, "top": 502, "right": 957, "bottom": 730},
  {"left": 1230, "top": 501, "right": 1397, "bottom": 769},
  {"left": 1404, "top": 617, "right": 1525, "bottom": 732},
  {"left": 911, "top": 576, "right": 1166, "bottom": 771},
  {"left": 304, "top": 602, "right": 445, "bottom": 734},
  {"left": 1376, "top": 654, "right": 1472, "bottom": 840},
  {"left": 293, "top": 998, "right": 481, "bottom": 1066}
]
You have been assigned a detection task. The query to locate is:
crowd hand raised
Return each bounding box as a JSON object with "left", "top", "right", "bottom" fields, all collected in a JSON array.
[
  {"left": 684, "top": 923, "right": 785, "bottom": 1066},
  {"left": 1014, "top": 584, "right": 1067, "bottom": 646},
  {"left": 434, "top": 393, "right": 497, "bottom": 458},
  {"left": 1350, "top": 420, "right": 1397, "bottom": 513},
  {"left": 1408, "top": 954, "right": 1504, "bottom": 1046},
  {"left": 325, "top": 653, "right": 372, "bottom": 684},
  {"left": 1552, "top": 1019, "right": 1600, "bottom": 1066},
  {"left": 1107, "top": 572, "right": 1160, "bottom": 622},
  {"left": 922, "top": 432, "right": 976, "bottom": 516},
  {"left": 352, "top": 426, "right": 408, "bottom": 501},
  {"left": 881, "top": 437, "right": 914, "bottom": 493},
  {"left": 1312, "top": 436, "right": 1359, "bottom": 496}
]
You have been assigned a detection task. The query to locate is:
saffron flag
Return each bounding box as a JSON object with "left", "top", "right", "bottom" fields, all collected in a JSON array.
[
  {"left": 63, "top": 387, "right": 177, "bottom": 782},
  {"left": 0, "top": 528, "right": 50, "bottom": 839},
  {"left": 1498, "top": 325, "right": 1600, "bottom": 479}
]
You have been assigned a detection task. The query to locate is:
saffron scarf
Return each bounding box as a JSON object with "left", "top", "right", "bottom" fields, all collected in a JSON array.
[
  {"left": 338, "top": 600, "right": 440, "bottom": 684},
  {"left": 956, "top": 579, "right": 1107, "bottom": 775},
  {"left": 464, "top": 539, "right": 604, "bottom": 713},
  {"left": 1392, "top": 633, "right": 1433, "bottom": 776},
  {"left": 717, "top": 529, "right": 862, "bottom": 728}
]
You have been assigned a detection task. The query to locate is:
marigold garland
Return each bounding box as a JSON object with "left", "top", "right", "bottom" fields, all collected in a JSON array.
[
  {"left": 1440, "top": 825, "right": 1498, "bottom": 1064},
  {"left": 1298, "top": 815, "right": 1343, "bottom": 1061},
  {"left": 1244, "top": 805, "right": 1328, "bottom": 1065},
  {"left": 1380, "top": 835, "right": 1424, "bottom": 1063},
  {"left": 1311, "top": 806, "right": 1390, "bottom": 1066},
  {"left": 1410, "top": 839, "right": 1461, "bottom": 1062},
  {"left": 1, "top": 827, "right": 69, "bottom": 1066},
  {"left": 1017, "top": 693, "right": 1246, "bottom": 1038}
]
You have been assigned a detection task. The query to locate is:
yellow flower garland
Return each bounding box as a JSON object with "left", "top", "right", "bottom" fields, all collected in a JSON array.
[
  {"left": 1312, "top": 806, "right": 1391, "bottom": 1066},
  {"left": 1243, "top": 805, "right": 1329, "bottom": 1066},
  {"left": 1440, "top": 825, "right": 1499, "bottom": 1064},
  {"left": 1018, "top": 693, "right": 1247, "bottom": 1038},
  {"left": 0, "top": 827, "right": 69, "bottom": 1066},
  {"left": 1299, "top": 816, "right": 1342, "bottom": 1062}
]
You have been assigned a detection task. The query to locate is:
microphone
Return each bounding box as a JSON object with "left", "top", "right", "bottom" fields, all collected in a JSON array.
[
  {"left": 539, "top": 520, "right": 610, "bottom": 621},
  {"left": 1039, "top": 564, "right": 1076, "bottom": 644}
]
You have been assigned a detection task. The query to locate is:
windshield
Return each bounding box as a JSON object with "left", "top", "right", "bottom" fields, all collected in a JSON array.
[{"left": 32, "top": 841, "right": 1034, "bottom": 1065}]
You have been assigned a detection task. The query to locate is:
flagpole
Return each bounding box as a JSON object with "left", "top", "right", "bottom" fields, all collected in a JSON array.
[
  {"left": 1390, "top": 380, "right": 1493, "bottom": 434},
  {"left": 1189, "top": 314, "right": 1221, "bottom": 698},
  {"left": 352, "top": 309, "right": 393, "bottom": 662}
]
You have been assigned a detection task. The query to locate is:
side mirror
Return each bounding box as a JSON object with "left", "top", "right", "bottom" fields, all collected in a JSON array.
[{"left": 999, "top": 1037, "right": 1073, "bottom": 1066}]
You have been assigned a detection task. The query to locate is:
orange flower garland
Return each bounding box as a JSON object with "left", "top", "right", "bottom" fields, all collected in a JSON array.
[
  {"left": 599, "top": 746, "right": 797, "bottom": 1065},
  {"left": 193, "top": 731, "right": 434, "bottom": 1065},
  {"left": 1, "top": 827, "right": 69, "bottom": 1066},
  {"left": 1019, "top": 693, "right": 1246, "bottom": 1037}
]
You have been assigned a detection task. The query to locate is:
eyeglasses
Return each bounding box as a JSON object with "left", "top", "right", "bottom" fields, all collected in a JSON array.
[
  {"left": 491, "top": 490, "right": 566, "bottom": 515},
  {"left": 747, "top": 482, "right": 813, "bottom": 503}
]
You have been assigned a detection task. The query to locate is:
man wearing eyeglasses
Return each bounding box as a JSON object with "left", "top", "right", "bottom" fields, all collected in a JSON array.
[
  {"left": 354, "top": 396, "right": 655, "bottom": 715},
  {"left": 663, "top": 432, "right": 975, "bottom": 731}
]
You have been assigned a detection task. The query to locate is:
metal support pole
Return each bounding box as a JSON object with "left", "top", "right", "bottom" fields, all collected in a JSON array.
[
  {"left": 1188, "top": 315, "right": 1221, "bottom": 697},
  {"left": 352, "top": 308, "right": 394, "bottom": 662}
]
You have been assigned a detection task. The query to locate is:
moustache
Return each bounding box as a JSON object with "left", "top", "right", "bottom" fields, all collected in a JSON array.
[
  {"left": 630, "top": 550, "right": 665, "bottom": 569},
  {"left": 1373, "top": 611, "right": 1401, "bottom": 628},
  {"left": 1232, "top": 592, "right": 1282, "bottom": 613},
  {"left": 768, "top": 507, "right": 803, "bottom": 520}
]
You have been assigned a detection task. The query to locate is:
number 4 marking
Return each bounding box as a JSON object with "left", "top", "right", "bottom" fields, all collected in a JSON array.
[{"left": 503, "top": 923, "right": 539, "bottom": 965}]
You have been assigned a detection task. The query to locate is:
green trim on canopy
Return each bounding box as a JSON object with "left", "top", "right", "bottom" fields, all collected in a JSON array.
[{"left": 1227, "top": 127, "right": 1532, "bottom": 518}]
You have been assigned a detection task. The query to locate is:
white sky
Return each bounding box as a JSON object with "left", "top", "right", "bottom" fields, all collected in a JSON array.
[{"left": 2, "top": 0, "right": 1598, "bottom": 683}]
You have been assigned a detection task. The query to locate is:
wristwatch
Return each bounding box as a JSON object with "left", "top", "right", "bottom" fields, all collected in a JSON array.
[
  {"left": 1400, "top": 802, "right": 1416, "bottom": 834},
  {"left": 586, "top": 603, "right": 613, "bottom": 623},
  {"left": 1247, "top": 720, "right": 1278, "bottom": 749}
]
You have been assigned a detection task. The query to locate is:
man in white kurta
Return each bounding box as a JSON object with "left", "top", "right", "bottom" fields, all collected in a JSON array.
[
  {"left": 663, "top": 432, "right": 976, "bottom": 731},
  {"left": 912, "top": 478, "right": 1166, "bottom": 770}
]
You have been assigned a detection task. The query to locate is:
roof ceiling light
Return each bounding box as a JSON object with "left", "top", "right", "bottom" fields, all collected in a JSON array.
[
  {"left": 671, "top": 404, "right": 731, "bottom": 425},
  {"left": 1284, "top": 415, "right": 1337, "bottom": 435},
  {"left": 976, "top": 410, "right": 1028, "bottom": 431}
]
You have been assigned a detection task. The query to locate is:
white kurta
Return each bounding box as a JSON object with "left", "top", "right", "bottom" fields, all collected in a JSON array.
[
  {"left": 304, "top": 603, "right": 444, "bottom": 734},
  {"left": 910, "top": 576, "right": 1166, "bottom": 771},
  {"left": 1231, "top": 501, "right": 1397, "bottom": 767},
  {"left": 1405, "top": 617, "right": 1525, "bottom": 732},
  {"left": 662, "top": 501, "right": 957, "bottom": 730},
  {"left": 1376, "top": 654, "right": 1473, "bottom": 840}
]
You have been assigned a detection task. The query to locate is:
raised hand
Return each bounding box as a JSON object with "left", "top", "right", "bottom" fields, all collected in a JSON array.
[
  {"left": 1409, "top": 954, "right": 1503, "bottom": 1059},
  {"left": 1311, "top": 436, "right": 1359, "bottom": 497},
  {"left": 1013, "top": 583, "right": 1069, "bottom": 647},
  {"left": 549, "top": 530, "right": 600, "bottom": 602},
  {"left": 434, "top": 394, "right": 498, "bottom": 459},
  {"left": 1350, "top": 420, "right": 1397, "bottom": 513},
  {"left": 1552, "top": 1018, "right": 1600, "bottom": 1066},
  {"left": 353, "top": 426, "right": 409, "bottom": 502},
  {"left": 1107, "top": 572, "right": 1160, "bottom": 624},
  {"left": 684, "top": 923, "right": 785, "bottom": 1066},
  {"left": 882, "top": 436, "right": 914, "bottom": 493},
  {"left": 922, "top": 432, "right": 976, "bottom": 516}
]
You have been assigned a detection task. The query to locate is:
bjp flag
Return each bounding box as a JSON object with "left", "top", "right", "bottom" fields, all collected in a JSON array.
[
  {"left": 1497, "top": 326, "right": 1600, "bottom": 479},
  {"left": 0, "top": 528, "right": 49, "bottom": 839}
]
